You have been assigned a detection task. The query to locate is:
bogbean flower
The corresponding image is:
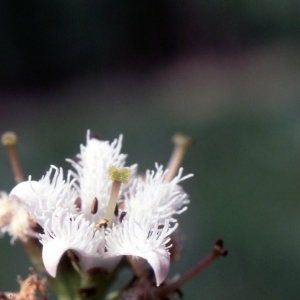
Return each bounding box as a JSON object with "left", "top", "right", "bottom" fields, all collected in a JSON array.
[
  {"left": 0, "top": 191, "right": 37, "bottom": 243},
  {"left": 9, "top": 131, "right": 192, "bottom": 286}
]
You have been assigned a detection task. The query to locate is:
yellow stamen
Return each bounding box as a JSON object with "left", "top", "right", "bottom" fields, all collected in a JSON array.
[
  {"left": 1, "top": 131, "right": 24, "bottom": 184},
  {"left": 104, "top": 166, "right": 131, "bottom": 228},
  {"left": 164, "top": 133, "right": 194, "bottom": 182},
  {"left": 109, "top": 166, "right": 131, "bottom": 183}
]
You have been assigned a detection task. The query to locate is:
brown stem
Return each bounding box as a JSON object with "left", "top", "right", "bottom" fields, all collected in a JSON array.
[
  {"left": 6, "top": 145, "right": 24, "bottom": 184},
  {"left": 1, "top": 132, "right": 24, "bottom": 184},
  {"left": 22, "top": 236, "right": 45, "bottom": 272},
  {"left": 156, "top": 239, "right": 227, "bottom": 297}
]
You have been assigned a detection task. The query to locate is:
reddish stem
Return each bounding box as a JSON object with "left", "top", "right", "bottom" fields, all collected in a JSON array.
[{"left": 157, "top": 239, "right": 227, "bottom": 297}]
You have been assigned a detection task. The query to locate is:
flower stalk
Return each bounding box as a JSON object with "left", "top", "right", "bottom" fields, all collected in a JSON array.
[
  {"left": 164, "top": 133, "right": 194, "bottom": 182},
  {"left": 1, "top": 131, "right": 24, "bottom": 184},
  {"left": 156, "top": 239, "right": 228, "bottom": 298},
  {"left": 1, "top": 131, "right": 45, "bottom": 272}
]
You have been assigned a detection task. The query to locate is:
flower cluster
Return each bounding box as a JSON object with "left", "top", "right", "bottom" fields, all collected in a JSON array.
[
  {"left": 9, "top": 131, "right": 192, "bottom": 286},
  {"left": 1, "top": 130, "right": 228, "bottom": 300}
]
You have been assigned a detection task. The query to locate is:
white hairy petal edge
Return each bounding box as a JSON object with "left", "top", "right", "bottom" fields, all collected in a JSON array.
[
  {"left": 9, "top": 166, "right": 78, "bottom": 228},
  {"left": 41, "top": 212, "right": 107, "bottom": 277},
  {"left": 106, "top": 216, "right": 178, "bottom": 286}
]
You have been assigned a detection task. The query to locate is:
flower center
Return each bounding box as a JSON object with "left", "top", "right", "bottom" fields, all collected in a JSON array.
[{"left": 97, "top": 166, "right": 131, "bottom": 228}]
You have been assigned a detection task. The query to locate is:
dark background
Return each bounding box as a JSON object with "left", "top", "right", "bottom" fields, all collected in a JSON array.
[{"left": 0, "top": 1, "right": 300, "bottom": 299}]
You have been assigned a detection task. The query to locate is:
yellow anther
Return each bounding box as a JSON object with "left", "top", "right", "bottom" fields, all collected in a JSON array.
[
  {"left": 104, "top": 166, "right": 130, "bottom": 228},
  {"left": 95, "top": 219, "right": 108, "bottom": 229},
  {"left": 109, "top": 166, "right": 131, "bottom": 184},
  {"left": 1, "top": 131, "right": 17, "bottom": 147}
]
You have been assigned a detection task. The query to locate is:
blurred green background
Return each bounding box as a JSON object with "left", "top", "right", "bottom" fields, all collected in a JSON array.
[{"left": 1, "top": 0, "right": 300, "bottom": 299}]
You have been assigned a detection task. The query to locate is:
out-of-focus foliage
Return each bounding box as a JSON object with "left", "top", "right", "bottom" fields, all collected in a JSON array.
[{"left": 0, "top": 0, "right": 299, "bottom": 87}]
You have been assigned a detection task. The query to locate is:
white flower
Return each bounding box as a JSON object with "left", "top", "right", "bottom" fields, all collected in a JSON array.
[
  {"left": 10, "top": 166, "right": 78, "bottom": 229},
  {"left": 41, "top": 208, "right": 120, "bottom": 277},
  {"left": 67, "top": 132, "right": 137, "bottom": 224},
  {"left": 0, "top": 191, "right": 37, "bottom": 243},
  {"left": 9, "top": 131, "right": 192, "bottom": 286},
  {"left": 125, "top": 164, "right": 193, "bottom": 223},
  {"left": 106, "top": 214, "right": 178, "bottom": 286}
]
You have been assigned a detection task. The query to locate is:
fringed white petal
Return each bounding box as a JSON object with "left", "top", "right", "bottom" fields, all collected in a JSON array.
[
  {"left": 106, "top": 215, "right": 178, "bottom": 286},
  {"left": 41, "top": 210, "right": 106, "bottom": 277},
  {"left": 67, "top": 130, "right": 137, "bottom": 223},
  {"left": 141, "top": 249, "right": 170, "bottom": 286},
  {"left": 125, "top": 164, "right": 192, "bottom": 223},
  {"left": 10, "top": 166, "right": 78, "bottom": 228}
]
